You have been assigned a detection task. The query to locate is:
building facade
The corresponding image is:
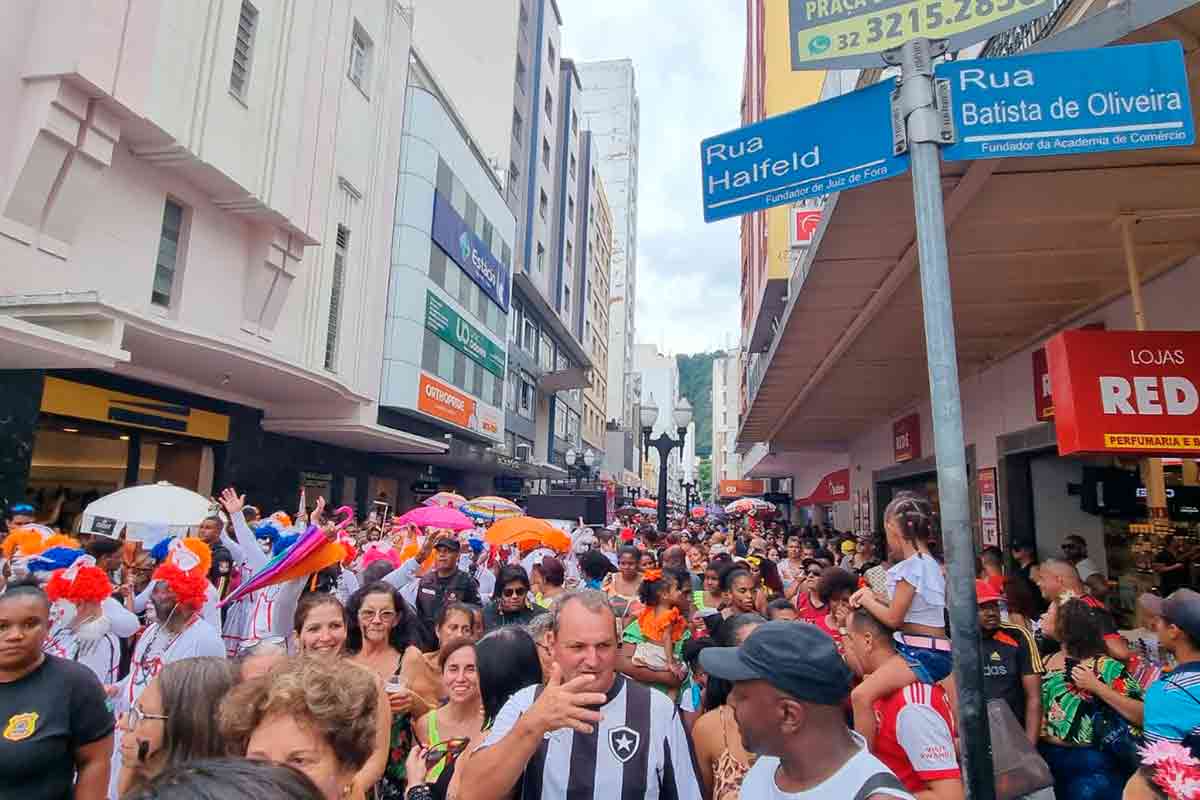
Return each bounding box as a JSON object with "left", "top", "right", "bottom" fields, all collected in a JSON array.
[
  {"left": 576, "top": 60, "right": 640, "bottom": 433},
  {"left": 0, "top": 0, "right": 449, "bottom": 517},
  {"left": 580, "top": 133, "right": 613, "bottom": 461},
  {"left": 634, "top": 344, "right": 686, "bottom": 504},
  {"left": 712, "top": 350, "right": 742, "bottom": 483}
]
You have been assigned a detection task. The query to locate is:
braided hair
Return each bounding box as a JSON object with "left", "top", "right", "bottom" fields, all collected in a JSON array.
[{"left": 883, "top": 492, "right": 936, "bottom": 546}]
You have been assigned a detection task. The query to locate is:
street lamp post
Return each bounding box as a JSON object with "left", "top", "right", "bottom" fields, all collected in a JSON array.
[
  {"left": 680, "top": 478, "right": 697, "bottom": 513},
  {"left": 640, "top": 394, "right": 693, "bottom": 533},
  {"left": 564, "top": 447, "right": 597, "bottom": 490}
]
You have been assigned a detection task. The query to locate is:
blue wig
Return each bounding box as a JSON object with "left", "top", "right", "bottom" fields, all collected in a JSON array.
[
  {"left": 149, "top": 536, "right": 176, "bottom": 563},
  {"left": 253, "top": 523, "right": 281, "bottom": 547},
  {"left": 27, "top": 547, "right": 85, "bottom": 574},
  {"left": 272, "top": 533, "right": 299, "bottom": 557}
]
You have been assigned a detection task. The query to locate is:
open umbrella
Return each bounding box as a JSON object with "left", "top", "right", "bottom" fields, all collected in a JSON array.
[
  {"left": 634, "top": 497, "right": 657, "bottom": 509},
  {"left": 484, "top": 516, "right": 571, "bottom": 552},
  {"left": 81, "top": 481, "right": 214, "bottom": 541},
  {"left": 462, "top": 496, "right": 522, "bottom": 523},
  {"left": 615, "top": 505, "right": 640, "bottom": 519},
  {"left": 725, "top": 497, "right": 775, "bottom": 515},
  {"left": 422, "top": 492, "right": 467, "bottom": 509},
  {"left": 690, "top": 507, "right": 707, "bottom": 520},
  {"left": 396, "top": 505, "right": 475, "bottom": 531}
]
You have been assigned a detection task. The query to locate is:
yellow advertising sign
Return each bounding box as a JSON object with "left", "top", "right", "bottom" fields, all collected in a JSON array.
[
  {"left": 788, "top": 0, "right": 1053, "bottom": 70},
  {"left": 39, "top": 377, "right": 230, "bottom": 441},
  {"left": 1103, "top": 433, "right": 1200, "bottom": 452}
]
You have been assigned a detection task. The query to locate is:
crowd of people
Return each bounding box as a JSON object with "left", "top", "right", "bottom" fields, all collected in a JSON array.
[{"left": 1, "top": 488, "right": 1199, "bottom": 800}]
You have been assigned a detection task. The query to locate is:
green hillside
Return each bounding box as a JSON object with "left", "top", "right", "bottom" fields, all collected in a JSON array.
[{"left": 676, "top": 351, "right": 721, "bottom": 457}]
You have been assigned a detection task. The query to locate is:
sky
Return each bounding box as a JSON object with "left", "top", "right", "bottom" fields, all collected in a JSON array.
[{"left": 558, "top": 0, "right": 744, "bottom": 357}]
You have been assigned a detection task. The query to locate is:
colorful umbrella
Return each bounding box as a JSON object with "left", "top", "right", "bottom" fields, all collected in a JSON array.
[
  {"left": 615, "top": 505, "right": 640, "bottom": 518},
  {"left": 690, "top": 507, "right": 707, "bottom": 519},
  {"left": 725, "top": 497, "right": 775, "bottom": 515},
  {"left": 484, "top": 516, "right": 570, "bottom": 552},
  {"left": 220, "top": 524, "right": 345, "bottom": 607},
  {"left": 462, "top": 496, "right": 522, "bottom": 523},
  {"left": 422, "top": 492, "right": 467, "bottom": 509},
  {"left": 396, "top": 505, "right": 475, "bottom": 531},
  {"left": 634, "top": 497, "right": 657, "bottom": 509}
]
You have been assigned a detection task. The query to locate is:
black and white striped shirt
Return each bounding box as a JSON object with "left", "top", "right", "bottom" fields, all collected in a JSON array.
[{"left": 481, "top": 674, "right": 703, "bottom": 800}]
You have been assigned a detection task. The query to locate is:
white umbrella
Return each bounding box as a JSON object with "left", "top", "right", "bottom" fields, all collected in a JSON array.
[{"left": 81, "top": 481, "right": 215, "bottom": 543}]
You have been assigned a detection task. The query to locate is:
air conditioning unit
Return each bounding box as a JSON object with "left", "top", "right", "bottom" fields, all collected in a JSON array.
[{"left": 515, "top": 443, "right": 533, "bottom": 462}]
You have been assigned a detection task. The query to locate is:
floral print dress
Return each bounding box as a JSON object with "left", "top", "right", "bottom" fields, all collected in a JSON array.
[{"left": 1041, "top": 655, "right": 1144, "bottom": 744}]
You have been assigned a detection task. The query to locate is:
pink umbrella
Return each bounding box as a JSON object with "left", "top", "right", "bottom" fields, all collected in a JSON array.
[
  {"left": 423, "top": 491, "right": 467, "bottom": 508},
  {"left": 396, "top": 505, "right": 475, "bottom": 531}
]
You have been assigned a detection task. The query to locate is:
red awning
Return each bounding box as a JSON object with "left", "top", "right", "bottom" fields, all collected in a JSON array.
[{"left": 800, "top": 468, "right": 850, "bottom": 505}]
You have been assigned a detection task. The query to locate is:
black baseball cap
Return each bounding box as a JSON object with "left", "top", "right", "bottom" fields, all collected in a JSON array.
[
  {"left": 433, "top": 537, "right": 461, "bottom": 552},
  {"left": 1142, "top": 589, "right": 1200, "bottom": 642},
  {"left": 700, "top": 620, "right": 851, "bottom": 705}
]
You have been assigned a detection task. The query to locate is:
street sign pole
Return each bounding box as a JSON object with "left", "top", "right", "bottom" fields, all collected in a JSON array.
[{"left": 886, "top": 37, "right": 996, "bottom": 800}]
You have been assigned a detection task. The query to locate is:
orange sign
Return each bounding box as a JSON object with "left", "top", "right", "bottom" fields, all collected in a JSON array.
[
  {"left": 418, "top": 373, "right": 473, "bottom": 428},
  {"left": 718, "top": 479, "right": 766, "bottom": 498}
]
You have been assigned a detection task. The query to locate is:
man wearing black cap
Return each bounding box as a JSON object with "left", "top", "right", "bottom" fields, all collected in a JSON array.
[
  {"left": 1143, "top": 589, "right": 1200, "bottom": 755},
  {"left": 414, "top": 534, "right": 480, "bottom": 632},
  {"left": 701, "top": 621, "right": 913, "bottom": 799}
]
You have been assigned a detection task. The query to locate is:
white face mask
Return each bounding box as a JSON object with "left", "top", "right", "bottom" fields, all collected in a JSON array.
[
  {"left": 76, "top": 614, "right": 112, "bottom": 642},
  {"left": 51, "top": 599, "right": 77, "bottom": 628}
]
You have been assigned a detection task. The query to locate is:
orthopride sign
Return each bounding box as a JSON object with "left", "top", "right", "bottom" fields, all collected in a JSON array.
[{"left": 1046, "top": 330, "right": 1200, "bottom": 456}]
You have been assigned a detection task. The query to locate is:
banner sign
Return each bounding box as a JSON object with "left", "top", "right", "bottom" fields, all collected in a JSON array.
[
  {"left": 1046, "top": 330, "right": 1200, "bottom": 456},
  {"left": 424, "top": 292, "right": 506, "bottom": 378},
  {"left": 718, "top": 479, "right": 766, "bottom": 498},
  {"left": 786, "top": 0, "right": 1054, "bottom": 70},
  {"left": 894, "top": 413, "right": 922, "bottom": 463},
  {"left": 417, "top": 373, "right": 502, "bottom": 442},
  {"left": 431, "top": 190, "right": 510, "bottom": 311},
  {"left": 1032, "top": 347, "right": 1054, "bottom": 421}
]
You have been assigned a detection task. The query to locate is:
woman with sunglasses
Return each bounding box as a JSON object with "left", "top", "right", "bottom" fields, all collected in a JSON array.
[
  {"left": 788, "top": 558, "right": 829, "bottom": 624},
  {"left": 413, "top": 639, "right": 484, "bottom": 785},
  {"left": 482, "top": 566, "right": 537, "bottom": 631},
  {"left": 117, "top": 656, "right": 236, "bottom": 796}
]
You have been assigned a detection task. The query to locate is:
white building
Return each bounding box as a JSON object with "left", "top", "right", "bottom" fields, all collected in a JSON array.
[
  {"left": 635, "top": 343, "right": 686, "bottom": 504},
  {"left": 577, "top": 60, "right": 639, "bottom": 433},
  {"left": 712, "top": 350, "right": 742, "bottom": 483},
  {"left": 0, "top": 0, "right": 447, "bottom": 515}
]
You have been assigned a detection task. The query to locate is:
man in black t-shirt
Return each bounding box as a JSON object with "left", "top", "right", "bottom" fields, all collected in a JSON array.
[
  {"left": 1155, "top": 536, "right": 1196, "bottom": 598},
  {"left": 976, "top": 580, "right": 1043, "bottom": 744},
  {"left": 414, "top": 537, "right": 481, "bottom": 632}
]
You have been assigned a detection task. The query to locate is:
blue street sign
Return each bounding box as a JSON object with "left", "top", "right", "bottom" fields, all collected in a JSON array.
[
  {"left": 939, "top": 41, "right": 1194, "bottom": 163},
  {"left": 700, "top": 81, "right": 909, "bottom": 223}
]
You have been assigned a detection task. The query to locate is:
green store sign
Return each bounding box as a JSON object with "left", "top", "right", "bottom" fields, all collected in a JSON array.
[{"left": 425, "top": 291, "right": 506, "bottom": 378}]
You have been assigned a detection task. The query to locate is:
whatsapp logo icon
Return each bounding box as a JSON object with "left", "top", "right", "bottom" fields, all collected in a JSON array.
[{"left": 809, "top": 35, "right": 832, "bottom": 55}]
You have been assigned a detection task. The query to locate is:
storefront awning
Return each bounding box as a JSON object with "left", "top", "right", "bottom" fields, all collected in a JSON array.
[
  {"left": 739, "top": 1, "right": 1200, "bottom": 451},
  {"left": 799, "top": 468, "right": 851, "bottom": 506},
  {"left": 261, "top": 417, "right": 448, "bottom": 456}
]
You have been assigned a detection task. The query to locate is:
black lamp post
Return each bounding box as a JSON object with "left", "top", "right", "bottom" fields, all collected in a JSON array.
[
  {"left": 564, "top": 447, "right": 597, "bottom": 489},
  {"left": 640, "top": 394, "right": 693, "bottom": 533},
  {"left": 680, "top": 478, "right": 697, "bottom": 512}
]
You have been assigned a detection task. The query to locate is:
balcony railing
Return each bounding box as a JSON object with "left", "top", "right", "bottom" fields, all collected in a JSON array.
[{"left": 980, "top": 0, "right": 1074, "bottom": 58}]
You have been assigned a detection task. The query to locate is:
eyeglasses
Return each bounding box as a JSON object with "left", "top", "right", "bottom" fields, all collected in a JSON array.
[
  {"left": 502, "top": 587, "right": 529, "bottom": 598},
  {"left": 125, "top": 703, "right": 169, "bottom": 729},
  {"left": 358, "top": 610, "right": 397, "bottom": 622}
]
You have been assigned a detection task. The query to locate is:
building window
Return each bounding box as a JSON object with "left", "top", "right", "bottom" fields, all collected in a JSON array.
[
  {"left": 515, "top": 55, "right": 527, "bottom": 94},
  {"left": 539, "top": 189, "right": 548, "bottom": 220},
  {"left": 151, "top": 199, "right": 186, "bottom": 309},
  {"left": 324, "top": 225, "right": 349, "bottom": 370},
  {"left": 348, "top": 23, "right": 372, "bottom": 92},
  {"left": 512, "top": 108, "right": 523, "bottom": 144},
  {"left": 230, "top": 1, "right": 258, "bottom": 99},
  {"left": 507, "top": 161, "right": 520, "bottom": 196},
  {"left": 571, "top": 111, "right": 578, "bottom": 136},
  {"left": 544, "top": 88, "right": 553, "bottom": 121},
  {"left": 567, "top": 196, "right": 574, "bottom": 223},
  {"left": 518, "top": 2, "right": 529, "bottom": 39},
  {"left": 536, "top": 242, "right": 545, "bottom": 273},
  {"left": 565, "top": 241, "right": 573, "bottom": 268},
  {"left": 547, "top": 40, "right": 556, "bottom": 68},
  {"left": 519, "top": 377, "right": 534, "bottom": 419},
  {"left": 522, "top": 316, "right": 537, "bottom": 354},
  {"left": 541, "top": 138, "right": 550, "bottom": 169},
  {"left": 569, "top": 153, "right": 576, "bottom": 179}
]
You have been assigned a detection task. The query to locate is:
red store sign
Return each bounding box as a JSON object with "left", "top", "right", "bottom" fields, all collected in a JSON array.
[
  {"left": 1046, "top": 329, "right": 1200, "bottom": 456},
  {"left": 894, "top": 413, "right": 921, "bottom": 463},
  {"left": 1032, "top": 348, "right": 1054, "bottom": 421},
  {"left": 802, "top": 468, "right": 850, "bottom": 505}
]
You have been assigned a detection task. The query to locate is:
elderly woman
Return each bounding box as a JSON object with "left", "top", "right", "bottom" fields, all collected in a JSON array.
[{"left": 221, "top": 655, "right": 380, "bottom": 800}]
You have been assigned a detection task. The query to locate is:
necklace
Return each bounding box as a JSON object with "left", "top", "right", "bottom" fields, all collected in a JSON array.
[{"left": 131, "top": 616, "right": 197, "bottom": 694}]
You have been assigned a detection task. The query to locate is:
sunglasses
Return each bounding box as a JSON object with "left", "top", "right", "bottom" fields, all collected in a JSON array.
[
  {"left": 502, "top": 587, "right": 528, "bottom": 598},
  {"left": 806, "top": 569, "right": 823, "bottom": 577},
  {"left": 424, "top": 737, "right": 471, "bottom": 767},
  {"left": 8, "top": 504, "right": 34, "bottom": 514},
  {"left": 124, "top": 703, "right": 169, "bottom": 730}
]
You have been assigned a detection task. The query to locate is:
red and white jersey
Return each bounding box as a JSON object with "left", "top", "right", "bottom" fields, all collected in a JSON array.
[{"left": 873, "top": 682, "right": 961, "bottom": 793}]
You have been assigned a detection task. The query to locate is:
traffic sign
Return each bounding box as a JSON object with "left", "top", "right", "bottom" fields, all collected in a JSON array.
[
  {"left": 939, "top": 41, "right": 1195, "bottom": 161},
  {"left": 787, "top": 0, "right": 1054, "bottom": 70},
  {"left": 699, "top": 80, "right": 909, "bottom": 223}
]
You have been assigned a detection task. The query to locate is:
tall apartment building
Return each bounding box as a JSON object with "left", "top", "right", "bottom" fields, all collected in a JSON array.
[
  {"left": 579, "top": 133, "right": 613, "bottom": 461},
  {"left": 712, "top": 350, "right": 742, "bottom": 483},
  {"left": 577, "top": 60, "right": 640, "bottom": 432},
  {"left": 410, "top": 0, "right": 592, "bottom": 478},
  {"left": 0, "top": 0, "right": 448, "bottom": 516}
]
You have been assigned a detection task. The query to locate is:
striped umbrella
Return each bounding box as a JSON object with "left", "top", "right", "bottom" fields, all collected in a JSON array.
[
  {"left": 725, "top": 497, "right": 775, "bottom": 515},
  {"left": 461, "top": 495, "right": 522, "bottom": 523},
  {"left": 422, "top": 492, "right": 467, "bottom": 509}
]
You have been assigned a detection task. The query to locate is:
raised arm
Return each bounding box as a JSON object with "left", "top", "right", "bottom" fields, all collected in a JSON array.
[{"left": 220, "top": 489, "right": 269, "bottom": 572}]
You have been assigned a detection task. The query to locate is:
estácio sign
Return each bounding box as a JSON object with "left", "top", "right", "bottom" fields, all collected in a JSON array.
[{"left": 1046, "top": 330, "right": 1200, "bottom": 456}]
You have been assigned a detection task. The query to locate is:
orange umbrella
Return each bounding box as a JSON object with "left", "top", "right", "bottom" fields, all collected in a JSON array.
[{"left": 484, "top": 516, "right": 571, "bottom": 552}]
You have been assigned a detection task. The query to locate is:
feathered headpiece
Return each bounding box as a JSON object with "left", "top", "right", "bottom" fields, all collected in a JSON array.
[
  {"left": 2, "top": 525, "right": 55, "bottom": 560},
  {"left": 1140, "top": 741, "right": 1200, "bottom": 800},
  {"left": 361, "top": 542, "right": 401, "bottom": 569},
  {"left": 27, "top": 546, "right": 87, "bottom": 574},
  {"left": 46, "top": 556, "right": 113, "bottom": 605},
  {"left": 150, "top": 537, "right": 212, "bottom": 609}
]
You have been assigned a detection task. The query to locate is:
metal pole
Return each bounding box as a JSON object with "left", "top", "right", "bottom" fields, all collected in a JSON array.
[
  {"left": 892, "top": 36, "right": 995, "bottom": 800},
  {"left": 656, "top": 439, "right": 670, "bottom": 533}
]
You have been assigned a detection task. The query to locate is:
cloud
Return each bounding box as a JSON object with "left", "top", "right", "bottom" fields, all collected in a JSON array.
[{"left": 559, "top": 0, "right": 744, "bottom": 355}]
